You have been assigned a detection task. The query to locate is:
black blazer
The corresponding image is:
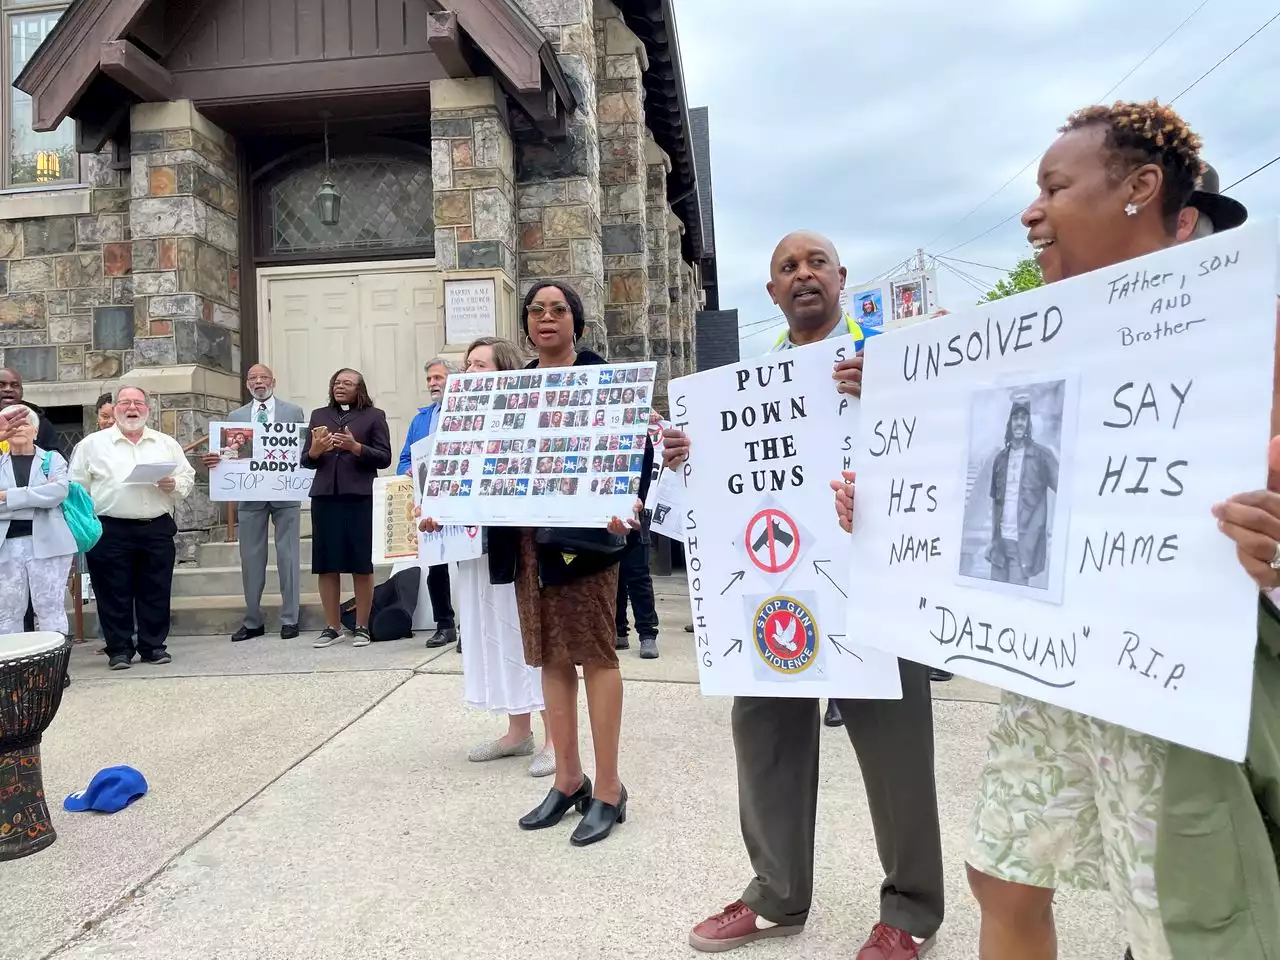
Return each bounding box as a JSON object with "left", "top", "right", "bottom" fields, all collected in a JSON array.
[{"left": 300, "top": 404, "right": 392, "bottom": 497}]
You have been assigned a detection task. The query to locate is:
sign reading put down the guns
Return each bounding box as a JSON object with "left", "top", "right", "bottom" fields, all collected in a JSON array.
[
  {"left": 208, "top": 421, "right": 314, "bottom": 502},
  {"left": 672, "top": 336, "right": 902, "bottom": 699},
  {"left": 850, "top": 221, "right": 1279, "bottom": 761}
]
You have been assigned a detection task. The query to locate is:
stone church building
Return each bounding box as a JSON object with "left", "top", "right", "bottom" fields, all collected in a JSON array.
[{"left": 2, "top": 0, "right": 719, "bottom": 546}]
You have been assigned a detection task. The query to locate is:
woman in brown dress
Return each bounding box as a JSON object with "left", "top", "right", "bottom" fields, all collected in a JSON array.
[{"left": 488, "top": 280, "right": 651, "bottom": 846}]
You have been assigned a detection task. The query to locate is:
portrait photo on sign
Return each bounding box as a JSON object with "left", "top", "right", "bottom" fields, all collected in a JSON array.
[
  {"left": 956, "top": 376, "right": 1077, "bottom": 604},
  {"left": 219, "top": 427, "right": 253, "bottom": 459},
  {"left": 853, "top": 288, "right": 884, "bottom": 328},
  {"left": 890, "top": 278, "right": 925, "bottom": 322}
]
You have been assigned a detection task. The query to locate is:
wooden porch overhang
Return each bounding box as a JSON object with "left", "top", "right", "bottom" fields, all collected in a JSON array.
[{"left": 15, "top": 0, "right": 577, "bottom": 145}]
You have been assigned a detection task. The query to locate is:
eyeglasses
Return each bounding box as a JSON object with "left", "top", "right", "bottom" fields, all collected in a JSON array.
[
  {"left": 333, "top": 379, "right": 360, "bottom": 388},
  {"left": 526, "top": 303, "right": 571, "bottom": 319},
  {"left": 114, "top": 399, "right": 147, "bottom": 408}
]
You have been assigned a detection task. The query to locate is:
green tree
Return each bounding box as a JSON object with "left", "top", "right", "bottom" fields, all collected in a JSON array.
[{"left": 981, "top": 257, "right": 1043, "bottom": 302}]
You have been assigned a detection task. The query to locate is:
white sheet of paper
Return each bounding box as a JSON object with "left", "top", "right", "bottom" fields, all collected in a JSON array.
[
  {"left": 410, "top": 437, "right": 483, "bottom": 565},
  {"left": 644, "top": 418, "right": 687, "bottom": 541},
  {"left": 671, "top": 336, "right": 903, "bottom": 700},
  {"left": 420, "top": 361, "right": 657, "bottom": 527},
  {"left": 124, "top": 461, "right": 178, "bottom": 484},
  {"left": 849, "top": 221, "right": 1279, "bottom": 761}
]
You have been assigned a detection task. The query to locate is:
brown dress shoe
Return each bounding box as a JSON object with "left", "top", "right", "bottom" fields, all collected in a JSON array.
[
  {"left": 856, "top": 923, "right": 935, "bottom": 959},
  {"left": 688, "top": 900, "right": 802, "bottom": 953}
]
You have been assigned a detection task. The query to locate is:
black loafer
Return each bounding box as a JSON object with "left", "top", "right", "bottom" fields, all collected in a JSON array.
[
  {"left": 929, "top": 668, "right": 954, "bottom": 682},
  {"left": 823, "top": 701, "right": 843, "bottom": 727},
  {"left": 425, "top": 626, "right": 457, "bottom": 649},
  {"left": 232, "top": 625, "right": 265, "bottom": 643},
  {"left": 570, "top": 785, "right": 628, "bottom": 846},
  {"left": 519, "top": 776, "right": 592, "bottom": 830},
  {"left": 280, "top": 624, "right": 300, "bottom": 640}
]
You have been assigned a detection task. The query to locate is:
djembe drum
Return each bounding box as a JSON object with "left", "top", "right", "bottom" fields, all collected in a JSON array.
[{"left": 0, "top": 632, "right": 71, "bottom": 861}]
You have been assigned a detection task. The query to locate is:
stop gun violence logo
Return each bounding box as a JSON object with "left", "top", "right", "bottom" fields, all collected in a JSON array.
[{"left": 753, "top": 595, "right": 819, "bottom": 675}]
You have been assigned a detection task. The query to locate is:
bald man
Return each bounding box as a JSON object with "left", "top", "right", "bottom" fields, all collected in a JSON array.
[
  {"left": 203, "top": 364, "right": 305, "bottom": 641},
  {"left": 669, "top": 232, "right": 945, "bottom": 960}
]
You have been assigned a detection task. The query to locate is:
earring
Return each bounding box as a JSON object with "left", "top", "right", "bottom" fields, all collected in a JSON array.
[{"left": 1125, "top": 202, "right": 1140, "bottom": 217}]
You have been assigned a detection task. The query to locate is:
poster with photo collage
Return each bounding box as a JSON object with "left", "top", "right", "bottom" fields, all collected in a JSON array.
[{"left": 419, "top": 361, "right": 658, "bottom": 527}]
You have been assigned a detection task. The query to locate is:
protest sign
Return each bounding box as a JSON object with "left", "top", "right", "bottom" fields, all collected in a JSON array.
[
  {"left": 410, "top": 437, "right": 483, "bottom": 565},
  {"left": 209, "top": 421, "right": 313, "bottom": 502},
  {"left": 644, "top": 418, "right": 686, "bottom": 540},
  {"left": 849, "top": 222, "right": 1279, "bottom": 760},
  {"left": 420, "top": 361, "right": 656, "bottom": 527},
  {"left": 843, "top": 267, "right": 938, "bottom": 333},
  {"left": 671, "top": 337, "right": 903, "bottom": 699},
  {"left": 373, "top": 476, "right": 419, "bottom": 564}
]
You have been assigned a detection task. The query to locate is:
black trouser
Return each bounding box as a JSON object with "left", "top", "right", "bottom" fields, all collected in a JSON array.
[
  {"left": 615, "top": 538, "right": 658, "bottom": 636},
  {"left": 426, "top": 563, "right": 455, "bottom": 630},
  {"left": 86, "top": 514, "right": 177, "bottom": 660},
  {"left": 734, "top": 659, "right": 945, "bottom": 937}
]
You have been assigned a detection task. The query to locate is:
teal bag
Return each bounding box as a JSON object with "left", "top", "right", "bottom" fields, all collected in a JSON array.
[{"left": 42, "top": 451, "right": 102, "bottom": 553}]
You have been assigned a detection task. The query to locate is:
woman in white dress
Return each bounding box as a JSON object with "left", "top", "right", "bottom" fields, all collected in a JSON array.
[{"left": 420, "top": 337, "right": 553, "bottom": 777}]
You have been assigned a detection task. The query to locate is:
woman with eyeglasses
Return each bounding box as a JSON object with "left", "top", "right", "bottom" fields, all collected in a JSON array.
[
  {"left": 483, "top": 281, "right": 651, "bottom": 846},
  {"left": 302, "top": 368, "right": 392, "bottom": 648}
]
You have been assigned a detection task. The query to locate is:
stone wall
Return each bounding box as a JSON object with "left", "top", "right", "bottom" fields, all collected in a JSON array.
[
  {"left": 515, "top": 0, "right": 606, "bottom": 353},
  {"left": 666, "top": 210, "right": 687, "bottom": 377},
  {"left": 430, "top": 77, "right": 517, "bottom": 284},
  {"left": 644, "top": 136, "right": 671, "bottom": 411},
  {"left": 130, "top": 101, "right": 242, "bottom": 557},
  {"left": 0, "top": 150, "right": 133, "bottom": 385},
  {"left": 593, "top": 0, "right": 649, "bottom": 361}
]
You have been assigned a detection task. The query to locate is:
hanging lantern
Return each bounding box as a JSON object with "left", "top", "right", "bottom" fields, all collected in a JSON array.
[
  {"left": 316, "top": 178, "right": 341, "bottom": 226},
  {"left": 313, "top": 113, "right": 341, "bottom": 226}
]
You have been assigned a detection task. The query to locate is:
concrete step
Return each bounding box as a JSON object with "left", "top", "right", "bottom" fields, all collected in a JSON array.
[
  {"left": 171, "top": 564, "right": 394, "bottom": 598},
  {"left": 198, "top": 538, "right": 315, "bottom": 567},
  {"left": 75, "top": 594, "right": 332, "bottom": 639}
]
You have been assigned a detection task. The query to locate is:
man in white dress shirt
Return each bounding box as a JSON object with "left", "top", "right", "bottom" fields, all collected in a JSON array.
[
  {"left": 202, "top": 364, "right": 305, "bottom": 642},
  {"left": 70, "top": 385, "right": 195, "bottom": 670}
]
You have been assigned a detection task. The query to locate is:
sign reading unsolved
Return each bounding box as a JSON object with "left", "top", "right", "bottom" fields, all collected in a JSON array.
[
  {"left": 419, "top": 361, "right": 656, "bottom": 528},
  {"left": 208, "top": 421, "right": 314, "bottom": 502},
  {"left": 410, "top": 436, "right": 484, "bottom": 566},
  {"left": 671, "top": 336, "right": 903, "bottom": 699},
  {"left": 849, "top": 222, "right": 1279, "bottom": 760}
]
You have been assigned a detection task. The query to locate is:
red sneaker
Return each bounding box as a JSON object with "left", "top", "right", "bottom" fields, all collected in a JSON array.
[
  {"left": 688, "top": 900, "right": 803, "bottom": 953},
  {"left": 856, "top": 923, "right": 935, "bottom": 959}
]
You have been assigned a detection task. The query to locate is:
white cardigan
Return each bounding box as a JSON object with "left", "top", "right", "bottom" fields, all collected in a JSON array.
[{"left": 0, "top": 447, "right": 77, "bottom": 559}]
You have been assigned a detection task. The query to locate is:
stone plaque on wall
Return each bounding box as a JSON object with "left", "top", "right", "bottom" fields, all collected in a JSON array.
[{"left": 444, "top": 277, "right": 496, "bottom": 344}]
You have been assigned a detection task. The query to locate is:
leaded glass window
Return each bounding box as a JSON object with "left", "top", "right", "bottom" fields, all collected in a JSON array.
[{"left": 267, "top": 154, "right": 434, "bottom": 255}]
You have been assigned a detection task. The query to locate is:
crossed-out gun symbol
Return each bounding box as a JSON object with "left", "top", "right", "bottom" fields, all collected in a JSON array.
[{"left": 751, "top": 518, "right": 794, "bottom": 553}]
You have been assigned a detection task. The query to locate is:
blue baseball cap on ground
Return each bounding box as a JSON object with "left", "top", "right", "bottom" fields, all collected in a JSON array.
[{"left": 64, "top": 766, "right": 148, "bottom": 813}]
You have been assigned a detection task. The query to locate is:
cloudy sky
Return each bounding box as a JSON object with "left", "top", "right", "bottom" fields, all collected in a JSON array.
[{"left": 673, "top": 0, "right": 1280, "bottom": 355}]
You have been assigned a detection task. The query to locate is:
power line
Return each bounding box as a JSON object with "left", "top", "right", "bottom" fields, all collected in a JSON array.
[
  {"left": 935, "top": 254, "right": 1012, "bottom": 273},
  {"left": 1169, "top": 8, "right": 1280, "bottom": 103},
  {"left": 937, "top": 8, "right": 1278, "bottom": 259},
  {"left": 912, "top": 0, "right": 1213, "bottom": 259},
  {"left": 936, "top": 259, "right": 990, "bottom": 298},
  {"left": 1225, "top": 153, "right": 1280, "bottom": 191}
]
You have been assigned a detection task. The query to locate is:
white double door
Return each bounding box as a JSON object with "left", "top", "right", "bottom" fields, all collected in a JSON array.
[{"left": 260, "top": 262, "right": 444, "bottom": 466}]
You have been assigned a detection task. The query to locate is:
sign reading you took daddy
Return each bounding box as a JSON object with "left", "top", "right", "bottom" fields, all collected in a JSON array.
[
  {"left": 209, "top": 421, "right": 313, "bottom": 502},
  {"left": 673, "top": 336, "right": 901, "bottom": 699},
  {"left": 850, "top": 221, "right": 1279, "bottom": 760}
]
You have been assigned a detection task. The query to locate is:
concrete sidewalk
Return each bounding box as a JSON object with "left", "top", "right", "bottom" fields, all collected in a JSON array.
[{"left": 6, "top": 626, "right": 1126, "bottom": 960}]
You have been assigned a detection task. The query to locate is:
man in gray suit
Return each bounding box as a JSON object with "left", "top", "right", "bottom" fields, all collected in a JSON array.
[{"left": 203, "top": 364, "right": 305, "bottom": 642}]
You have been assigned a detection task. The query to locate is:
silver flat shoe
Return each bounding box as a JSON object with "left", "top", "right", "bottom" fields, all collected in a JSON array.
[
  {"left": 528, "top": 747, "right": 555, "bottom": 778},
  {"left": 468, "top": 734, "right": 535, "bottom": 763}
]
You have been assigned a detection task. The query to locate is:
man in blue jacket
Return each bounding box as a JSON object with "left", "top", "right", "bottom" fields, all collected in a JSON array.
[{"left": 399, "top": 357, "right": 458, "bottom": 648}]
